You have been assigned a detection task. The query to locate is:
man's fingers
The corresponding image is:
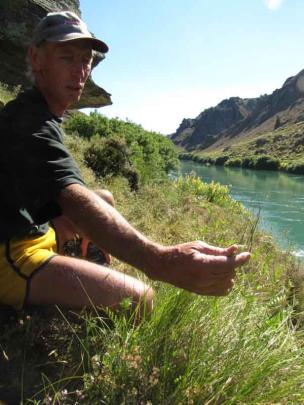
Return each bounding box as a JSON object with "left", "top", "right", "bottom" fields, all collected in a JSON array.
[
  {"left": 202, "top": 251, "right": 251, "bottom": 275},
  {"left": 234, "top": 252, "right": 251, "bottom": 267},
  {"left": 196, "top": 241, "right": 239, "bottom": 257},
  {"left": 81, "top": 238, "right": 89, "bottom": 256}
]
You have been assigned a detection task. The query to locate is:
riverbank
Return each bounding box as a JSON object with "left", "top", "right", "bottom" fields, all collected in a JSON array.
[
  {"left": 1, "top": 173, "right": 304, "bottom": 403},
  {"left": 178, "top": 120, "right": 304, "bottom": 175},
  {"left": 1, "top": 108, "right": 304, "bottom": 403},
  {"left": 177, "top": 160, "right": 304, "bottom": 260}
]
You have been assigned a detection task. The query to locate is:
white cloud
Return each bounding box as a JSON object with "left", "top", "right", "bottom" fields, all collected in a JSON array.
[{"left": 264, "top": 0, "right": 284, "bottom": 11}]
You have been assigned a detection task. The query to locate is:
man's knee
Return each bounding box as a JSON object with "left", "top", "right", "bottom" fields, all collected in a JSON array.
[
  {"left": 135, "top": 284, "right": 154, "bottom": 316},
  {"left": 95, "top": 189, "right": 115, "bottom": 207},
  {"left": 144, "top": 286, "right": 154, "bottom": 313}
]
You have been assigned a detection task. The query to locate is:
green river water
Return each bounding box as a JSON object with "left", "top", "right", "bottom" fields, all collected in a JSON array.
[{"left": 178, "top": 161, "right": 304, "bottom": 259}]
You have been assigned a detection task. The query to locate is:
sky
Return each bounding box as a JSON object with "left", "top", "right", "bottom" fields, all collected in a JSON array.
[{"left": 80, "top": 0, "right": 304, "bottom": 135}]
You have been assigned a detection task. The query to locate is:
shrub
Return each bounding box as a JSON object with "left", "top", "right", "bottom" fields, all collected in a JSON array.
[
  {"left": 64, "top": 111, "right": 179, "bottom": 186},
  {"left": 179, "top": 153, "right": 193, "bottom": 161},
  {"left": 193, "top": 154, "right": 201, "bottom": 162},
  {"left": 0, "top": 82, "right": 20, "bottom": 105},
  {"left": 225, "top": 158, "right": 243, "bottom": 167},
  {"left": 214, "top": 155, "right": 229, "bottom": 166},
  {"left": 255, "top": 137, "right": 268, "bottom": 147},
  {"left": 64, "top": 111, "right": 109, "bottom": 138},
  {"left": 174, "top": 175, "right": 238, "bottom": 207},
  {"left": 84, "top": 135, "right": 139, "bottom": 189},
  {"left": 286, "top": 161, "right": 304, "bottom": 174},
  {"left": 242, "top": 156, "right": 256, "bottom": 169},
  {"left": 253, "top": 155, "right": 280, "bottom": 170}
]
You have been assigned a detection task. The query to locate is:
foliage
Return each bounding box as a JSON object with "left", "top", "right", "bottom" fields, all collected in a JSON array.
[
  {"left": 225, "top": 157, "right": 243, "bottom": 167},
  {"left": 174, "top": 174, "right": 242, "bottom": 208},
  {"left": 81, "top": 285, "right": 302, "bottom": 404},
  {"left": 214, "top": 155, "right": 229, "bottom": 166},
  {"left": 64, "top": 111, "right": 110, "bottom": 138},
  {"left": 1, "top": 107, "right": 303, "bottom": 403},
  {"left": 1, "top": 176, "right": 303, "bottom": 404},
  {"left": 286, "top": 160, "right": 304, "bottom": 174},
  {"left": 84, "top": 135, "right": 139, "bottom": 190},
  {"left": 64, "top": 111, "right": 179, "bottom": 186},
  {"left": 179, "top": 121, "right": 304, "bottom": 175},
  {"left": 253, "top": 155, "right": 280, "bottom": 170},
  {"left": 0, "top": 82, "right": 20, "bottom": 106}
]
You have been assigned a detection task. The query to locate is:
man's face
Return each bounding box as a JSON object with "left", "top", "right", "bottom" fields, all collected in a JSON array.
[{"left": 30, "top": 39, "right": 93, "bottom": 115}]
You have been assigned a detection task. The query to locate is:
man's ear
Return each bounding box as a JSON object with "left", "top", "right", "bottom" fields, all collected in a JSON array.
[{"left": 27, "top": 45, "right": 43, "bottom": 72}]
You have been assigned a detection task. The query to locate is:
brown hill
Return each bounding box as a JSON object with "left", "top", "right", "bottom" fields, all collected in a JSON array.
[{"left": 171, "top": 69, "right": 304, "bottom": 152}]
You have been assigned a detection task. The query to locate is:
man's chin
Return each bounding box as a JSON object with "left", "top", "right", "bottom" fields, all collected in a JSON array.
[{"left": 66, "top": 93, "right": 83, "bottom": 109}]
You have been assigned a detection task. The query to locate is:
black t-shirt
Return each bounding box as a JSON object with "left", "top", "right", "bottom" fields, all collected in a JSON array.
[{"left": 0, "top": 87, "right": 85, "bottom": 241}]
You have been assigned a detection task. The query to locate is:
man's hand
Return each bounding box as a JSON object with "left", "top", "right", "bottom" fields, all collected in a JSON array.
[
  {"left": 51, "top": 215, "right": 78, "bottom": 254},
  {"left": 51, "top": 215, "right": 96, "bottom": 258},
  {"left": 153, "top": 241, "right": 250, "bottom": 296},
  {"left": 58, "top": 184, "right": 250, "bottom": 297}
]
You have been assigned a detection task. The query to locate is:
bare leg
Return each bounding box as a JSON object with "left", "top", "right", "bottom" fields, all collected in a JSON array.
[
  {"left": 95, "top": 189, "right": 115, "bottom": 207},
  {"left": 27, "top": 255, "right": 154, "bottom": 314}
]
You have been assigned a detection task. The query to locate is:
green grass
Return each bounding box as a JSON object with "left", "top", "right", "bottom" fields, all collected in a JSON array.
[
  {"left": 0, "top": 82, "right": 20, "bottom": 106},
  {"left": 0, "top": 111, "right": 303, "bottom": 403},
  {"left": 1, "top": 175, "right": 303, "bottom": 404}
]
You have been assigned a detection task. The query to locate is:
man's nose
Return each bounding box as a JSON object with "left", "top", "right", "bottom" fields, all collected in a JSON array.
[{"left": 71, "top": 61, "right": 88, "bottom": 79}]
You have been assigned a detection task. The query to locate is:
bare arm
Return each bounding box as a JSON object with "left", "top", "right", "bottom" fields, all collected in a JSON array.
[{"left": 57, "top": 183, "right": 250, "bottom": 295}]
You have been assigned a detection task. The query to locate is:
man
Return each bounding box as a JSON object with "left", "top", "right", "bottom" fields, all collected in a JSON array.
[{"left": 0, "top": 11, "right": 250, "bottom": 313}]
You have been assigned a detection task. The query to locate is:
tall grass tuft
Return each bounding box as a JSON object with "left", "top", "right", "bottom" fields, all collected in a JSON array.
[{"left": 65, "top": 280, "right": 304, "bottom": 404}]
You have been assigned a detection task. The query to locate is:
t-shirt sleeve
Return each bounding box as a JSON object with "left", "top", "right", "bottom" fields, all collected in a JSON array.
[{"left": 5, "top": 119, "right": 85, "bottom": 223}]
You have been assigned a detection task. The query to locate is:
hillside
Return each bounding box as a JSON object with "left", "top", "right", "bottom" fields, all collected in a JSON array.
[{"left": 171, "top": 69, "right": 304, "bottom": 172}]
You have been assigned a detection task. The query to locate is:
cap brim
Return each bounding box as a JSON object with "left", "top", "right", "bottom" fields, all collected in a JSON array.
[{"left": 48, "top": 33, "right": 109, "bottom": 53}]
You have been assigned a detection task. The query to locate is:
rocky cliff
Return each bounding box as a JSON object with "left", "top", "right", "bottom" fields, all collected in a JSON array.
[
  {"left": 0, "top": 0, "right": 112, "bottom": 108},
  {"left": 171, "top": 69, "right": 304, "bottom": 151}
]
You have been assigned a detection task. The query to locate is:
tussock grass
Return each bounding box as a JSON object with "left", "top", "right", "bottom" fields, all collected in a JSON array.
[
  {"left": 80, "top": 285, "right": 303, "bottom": 404},
  {"left": 1, "top": 175, "right": 303, "bottom": 404}
]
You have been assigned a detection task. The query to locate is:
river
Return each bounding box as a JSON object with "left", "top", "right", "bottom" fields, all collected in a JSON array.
[{"left": 177, "top": 160, "right": 304, "bottom": 258}]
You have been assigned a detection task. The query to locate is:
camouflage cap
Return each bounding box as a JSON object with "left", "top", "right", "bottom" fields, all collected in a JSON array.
[{"left": 32, "top": 11, "right": 109, "bottom": 53}]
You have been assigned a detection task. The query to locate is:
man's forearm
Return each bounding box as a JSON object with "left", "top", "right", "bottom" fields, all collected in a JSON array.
[
  {"left": 57, "top": 183, "right": 251, "bottom": 296},
  {"left": 57, "top": 183, "right": 164, "bottom": 278}
]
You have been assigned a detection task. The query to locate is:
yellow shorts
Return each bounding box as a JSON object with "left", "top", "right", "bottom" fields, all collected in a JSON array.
[{"left": 0, "top": 227, "right": 58, "bottom": 310}]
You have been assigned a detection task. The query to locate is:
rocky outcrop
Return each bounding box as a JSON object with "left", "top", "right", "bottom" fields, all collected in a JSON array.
[
  {"left": 171, "top": 69, "right": 304, "bottom": 150},
  {"left": 172, "top": 97, "right": 259, "bottom": 149},
  {"left": 0, "top": 0, "right": 112, "bottom": 108}
]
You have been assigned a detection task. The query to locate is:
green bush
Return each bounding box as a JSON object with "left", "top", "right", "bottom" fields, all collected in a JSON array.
[
  {"left": 64, "top": 111, "right": 110, "bottom": 138},
  {"left": 214, "top": 155, "right": 229, "bottom": 166},
  {"left": 253, "top": 155, "right": 280, "bottom": 170},
  {"left": 192, "top": 154, "right": 201, "bottom": 162},
  {"left": 84, "top": 135, "right": 139, "bottom": 190},
  {"left": 225, "top": 158, "right": 243, "bottom": 167},
  {"left": 242, "top": 156, "right": 256, "bottom": 169},
  {"left": 286, "top": 161, "right": 304, "bottom": 174},
  {"left": 64, "top": 111, "right": 179, "bottom": 186},
  {"left": 84, "top": 136, "right": 129, "bottom": 177}
]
